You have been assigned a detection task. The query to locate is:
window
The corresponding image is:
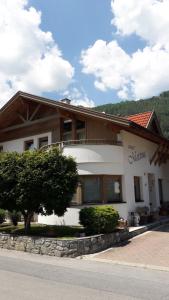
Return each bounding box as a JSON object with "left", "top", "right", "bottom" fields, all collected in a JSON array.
[
  {"left": 0, "top": 145, "right": 3, "bottom": 153},
  {"left": 76, "top": 120, "right": 86, "bottom": 140},
  {"left": 39, "top": 136, "right": 48, "bottom": 149},
  {"left": 82, "top": 176, "right": 101, "bottom": 204},
  {"left": 81, "top": 175, "right": 123, "bottom": 204},
  {"left": 63, "top": 120, "right": 72, "bottom": 141},
  {"left": 105, "top": 176, "right": 122, "bottom": 202},
  {"left": 158, "top": 179, "right": 163, "bottom": 205},
  {"left": 24, "top": 140, "right": 34, "bottom": 151},
  {"left": 134, "top": 176, "right": 142, "bottom": 202}
]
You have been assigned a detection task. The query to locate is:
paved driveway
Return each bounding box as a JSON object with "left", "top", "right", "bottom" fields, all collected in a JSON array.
[{"left": 91, "top": 224, "right": 169, "bottom": 269}]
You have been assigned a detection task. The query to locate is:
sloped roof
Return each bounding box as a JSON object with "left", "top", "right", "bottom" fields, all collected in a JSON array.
[
  {"left": 0, "top": 91, "right": 167, "bottom": 145},
  {"left": 126, "top": 111, "right": 153, "bottom": 128}
]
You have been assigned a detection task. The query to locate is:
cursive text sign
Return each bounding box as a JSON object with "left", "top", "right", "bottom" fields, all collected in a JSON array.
[{"left": 128, "top": 150, "right": 146, "bottom": 165}]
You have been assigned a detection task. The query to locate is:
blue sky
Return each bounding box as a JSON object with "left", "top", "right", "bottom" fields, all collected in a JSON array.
[
  {"left": 0, "top": 1, "right": 168, "bottom": 108},
  {"left": 28, "top": 0, "right": 145, "bottom": 106},
  {"left": 30, "top": 0, "right": 119, "bottom": 105}
]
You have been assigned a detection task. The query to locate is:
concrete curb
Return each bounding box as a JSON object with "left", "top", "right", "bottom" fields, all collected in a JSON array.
[
  {"left": 128, "top": 217, "right": 169, "bottom": 239},
  {"left": 83, "top": 257, "right": 169, "bottom": 273}
]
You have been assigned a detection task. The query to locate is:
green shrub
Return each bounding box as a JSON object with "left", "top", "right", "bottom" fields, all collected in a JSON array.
[
  {"left": 0, "top": 209, "right": 6, "bottom": 224},
  {"left": 79, "top": 205, "right": 119, "bottom": 234}
]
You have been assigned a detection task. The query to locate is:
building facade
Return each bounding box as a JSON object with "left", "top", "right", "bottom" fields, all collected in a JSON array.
[{"left": 0, "top": 91, "right": 169, "bottom": 225}]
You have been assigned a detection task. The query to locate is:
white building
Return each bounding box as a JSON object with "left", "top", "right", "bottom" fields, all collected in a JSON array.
[{"left": 0, "top": 91, "right": 169, "bottom": 225}]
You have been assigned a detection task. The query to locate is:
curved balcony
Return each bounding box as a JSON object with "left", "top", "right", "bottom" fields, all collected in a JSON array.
[{"left": 42, "top": 139, "right": 124, "bottom": 175}]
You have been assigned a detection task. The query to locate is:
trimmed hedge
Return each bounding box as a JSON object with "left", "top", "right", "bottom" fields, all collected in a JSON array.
[{"left": 79, "top": 205, "right": 119, "bottom": 234}]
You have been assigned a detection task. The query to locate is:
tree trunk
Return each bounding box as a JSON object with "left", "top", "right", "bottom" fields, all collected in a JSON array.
[{"left": 24, "top": 212, "right": 33, "bottom": 234}]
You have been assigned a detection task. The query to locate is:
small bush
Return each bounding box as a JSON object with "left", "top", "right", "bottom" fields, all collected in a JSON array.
[
  {"left": 0, "top": 209, "right": 6, "bottom": 224},
  {"left": 79, "top": 205, "right": 119, "bottom": 234},
  {"left": 8, "top": 210, "right": 22, "bottom": 226}
]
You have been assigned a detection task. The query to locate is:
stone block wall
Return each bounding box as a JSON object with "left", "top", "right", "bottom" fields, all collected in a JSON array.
[{"left": 0, "top": 229, "right": 129, "bottom": 258}]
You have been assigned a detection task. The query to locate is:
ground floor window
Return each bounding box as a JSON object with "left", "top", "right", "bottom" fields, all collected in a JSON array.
[
  {"left": 105, "top": 176, "right": 122, "bottom": 203},
  {"left": 80, "top": 175, "right": 122, "bottom": 204},
  {"left": 83, "top": 176, "right": 101, "bottom": 204},
  {"left": 134, "top": 176, "right": 142, "bottom": 202},
  {"left": 158, "top": 179, "right": 163, "bottom": 205}
]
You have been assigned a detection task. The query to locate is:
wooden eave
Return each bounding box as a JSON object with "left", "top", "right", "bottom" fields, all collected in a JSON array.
[{"left": 0, "top": 91, "right": 169, "bottom": 166}]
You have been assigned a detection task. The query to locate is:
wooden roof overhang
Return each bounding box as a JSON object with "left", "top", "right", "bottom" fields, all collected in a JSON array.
[{"left": 0, "top": 91, "right": 169, "bottom": 166}]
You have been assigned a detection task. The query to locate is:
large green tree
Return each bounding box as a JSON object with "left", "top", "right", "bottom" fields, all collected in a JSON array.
[{"left": 0, "top": 148, "right": 78, "bottom": 233}]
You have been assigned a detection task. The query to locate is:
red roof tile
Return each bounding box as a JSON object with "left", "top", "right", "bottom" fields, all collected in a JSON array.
[{"left": 126, "top": 111, "right": 153, "bottom": 128}]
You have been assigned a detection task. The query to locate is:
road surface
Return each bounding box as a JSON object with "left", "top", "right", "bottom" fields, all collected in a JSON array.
[{"left": 0, "top": 248, "right": 169, "bottom": 300}]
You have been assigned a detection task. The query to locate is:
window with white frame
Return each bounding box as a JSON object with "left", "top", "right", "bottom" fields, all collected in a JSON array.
[
  {"left": 24, "top": 140, "right": 34, "bottom": 151},
  {"left": 38, "top": 136, "right": 48, "bottom": 149}
]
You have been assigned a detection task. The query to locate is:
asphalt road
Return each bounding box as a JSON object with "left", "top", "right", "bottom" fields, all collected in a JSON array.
[{"left": 0, "top": 249, "right": 169, "bottom": 300}]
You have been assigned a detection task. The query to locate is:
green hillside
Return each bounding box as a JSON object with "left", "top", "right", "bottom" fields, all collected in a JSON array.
[{"left": 95, "top": 91, "right": 169, "bottom": 139}]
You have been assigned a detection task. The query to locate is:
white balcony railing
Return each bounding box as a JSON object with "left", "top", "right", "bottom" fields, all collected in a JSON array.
[{"left": 40, "top": 139, "right": 122, "bottom": 151}]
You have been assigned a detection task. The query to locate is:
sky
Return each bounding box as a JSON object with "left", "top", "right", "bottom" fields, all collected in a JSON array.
[{"left": 0, "top": 0, "right": 169, "bottom": 107}]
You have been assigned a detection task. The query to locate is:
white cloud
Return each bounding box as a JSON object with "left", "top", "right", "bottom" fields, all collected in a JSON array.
[
  {"left": 111, "top": 0, "right": 169, "bottom": 48},
  {"left": 81, "top": 0, "right": 169, "bottom": 100},
  {"left": 62, "top": 88, "right": 95, "bottom": 107},
  {"left": 0, "top": 0, "right": 74, "bottom": 107},
  {"left": 81, "top": 40, "right": 130, "bottom": 92}
]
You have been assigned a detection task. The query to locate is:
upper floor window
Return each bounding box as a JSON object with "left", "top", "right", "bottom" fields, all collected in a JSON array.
[
  {"left": 63, "top": 120, "right": 72, "bottom": 141},
  {"left": 38, "top": 137, "right": 48, "bottom": 149},
  {"left": 76, "top": 120, "right": 86, "bottom": 140},
  {"left": 24, "top": 140, "right": 34, "bottom": 151}
]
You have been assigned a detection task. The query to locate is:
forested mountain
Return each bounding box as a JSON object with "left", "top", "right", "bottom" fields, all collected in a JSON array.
[{"left": 95, "top": 91, "right": 169, "bottom": 139}]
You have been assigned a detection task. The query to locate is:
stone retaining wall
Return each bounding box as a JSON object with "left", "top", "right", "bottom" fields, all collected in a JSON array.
[{"left": 0, "top": 229, "right": 129, "bottom": 257}]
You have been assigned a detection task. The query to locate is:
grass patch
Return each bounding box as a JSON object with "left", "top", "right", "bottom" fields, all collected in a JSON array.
[{"left": 0, "top": 223, "right": 84, "bottom": 238}]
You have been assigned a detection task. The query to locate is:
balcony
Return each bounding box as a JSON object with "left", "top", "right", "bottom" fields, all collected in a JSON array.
[{"left": 42, "top": 139, "right": 124, "bottom": 174}]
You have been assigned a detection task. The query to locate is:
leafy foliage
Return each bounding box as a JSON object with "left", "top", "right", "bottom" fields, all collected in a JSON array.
[
  {"left": 79, "top": 206, "right": 119, "bottom": 234},
  {"left": 95, "top": 90, "right": 169, "bottom": 138},
  {"left": 0, "top": 209, "right": 6, "bottom": 224},
  {"left": 0, "top": 148, "right": 78, "bottom": 233}
]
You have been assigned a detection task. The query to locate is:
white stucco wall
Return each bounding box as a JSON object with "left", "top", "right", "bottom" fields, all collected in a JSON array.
[
  {"left": 1, "top": 129, "right": 169, "bottom": 226},
  {"left": 122, "top": 130, "right": 169, "bottom": 219},
  {"left": 38, "top": 203, "right": 128, "bottom": 226},
  {"left": 1, "top": 132, "right": 52, "bottom": 152},
  {"left": 63, "top": 144, "right": 124, "bottom": 175}
]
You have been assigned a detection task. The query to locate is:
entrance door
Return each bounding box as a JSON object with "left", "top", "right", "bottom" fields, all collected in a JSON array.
[{"left": 148, "top": 174, "right": 157, "bottom": 212}]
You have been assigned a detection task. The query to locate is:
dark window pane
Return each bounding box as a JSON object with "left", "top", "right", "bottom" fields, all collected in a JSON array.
[
  {"left": 158, "top": 179, "right": 163, "bottom": 204},
  {"left": 76, "top": 120, "right": 85, "bottom": 130},
  {"left": 39, "top": 137, "right": 48, "bottom": 149},
  {"left": 24, "top": 140, "right": 34, "bottom": 151},
  {"left": 63, "top": 120, "right": 72, "bottom": 132},
  {"left": 83, "top": 176, "right": 101, "bottom": 203},
  {"left": 134, "top": 176, "right": 141, "bottom": 202}
]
